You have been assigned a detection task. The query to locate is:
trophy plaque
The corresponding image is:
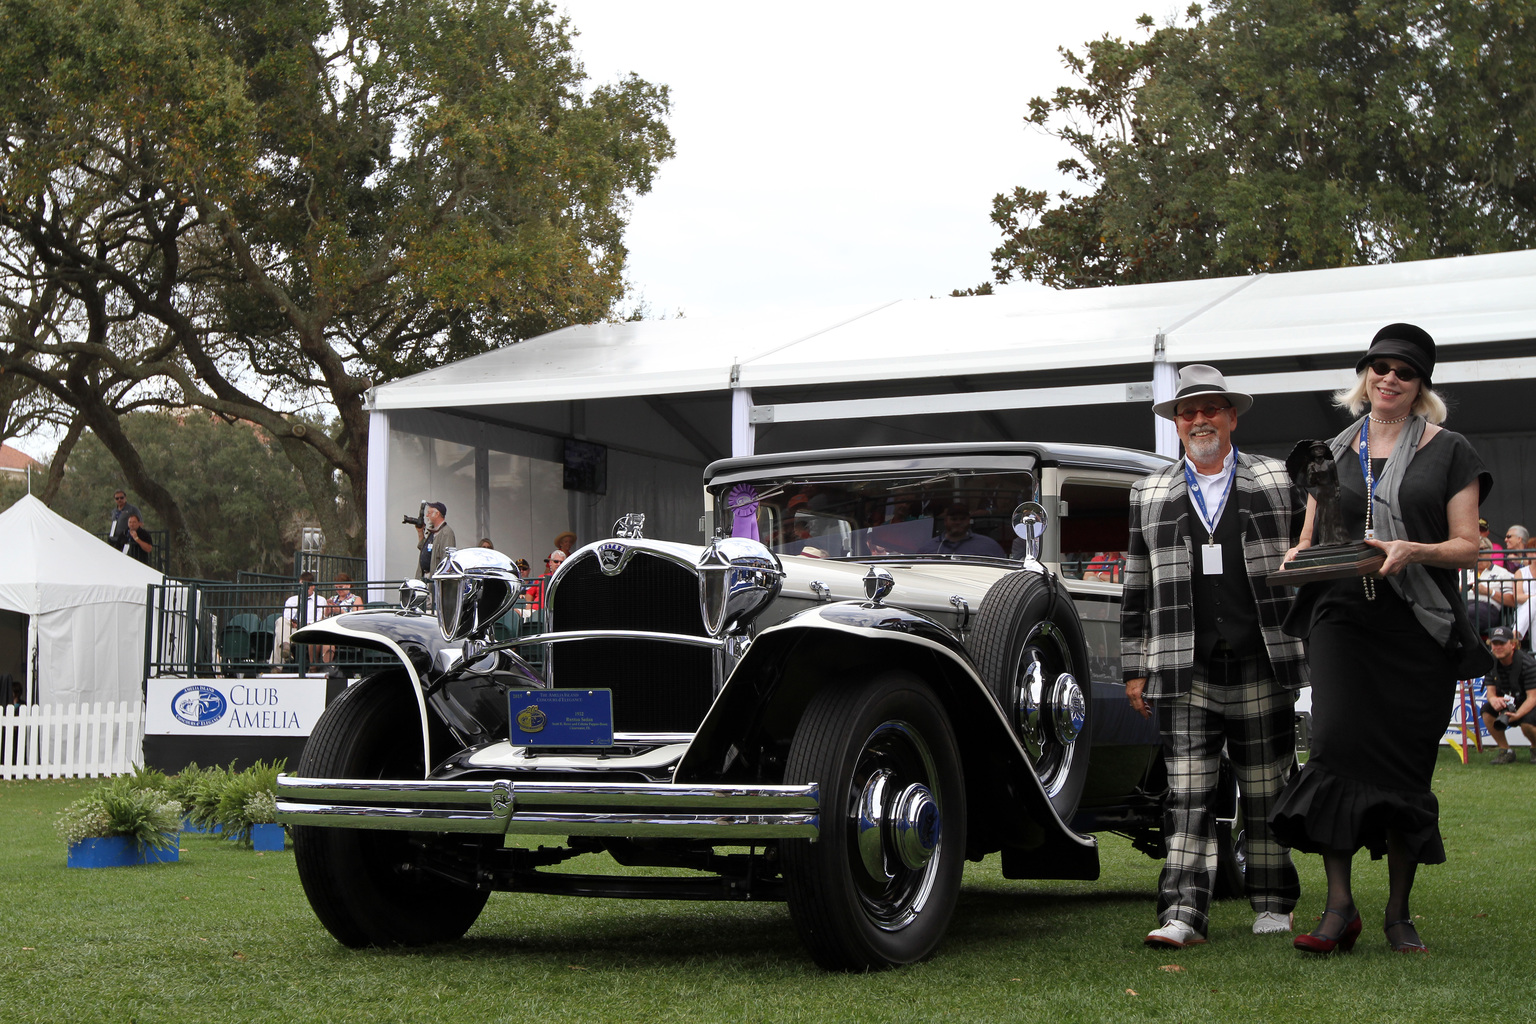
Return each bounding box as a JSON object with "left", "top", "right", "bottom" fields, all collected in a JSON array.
[{"left": 1267, "top": 440, "right": 1385, "bottom": 587}]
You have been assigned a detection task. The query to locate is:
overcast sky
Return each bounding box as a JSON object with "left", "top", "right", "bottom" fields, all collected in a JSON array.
[
  {"left": 9, "top": 2, "right": 1172, "bottom": 463},
  {"left": 559, "top": 0, "right": 1175, "bottom": 319}
]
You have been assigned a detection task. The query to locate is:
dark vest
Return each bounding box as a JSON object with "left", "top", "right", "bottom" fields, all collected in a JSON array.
[{"left": 1187, "top": 488, "right": 1261, "bottom": 662}]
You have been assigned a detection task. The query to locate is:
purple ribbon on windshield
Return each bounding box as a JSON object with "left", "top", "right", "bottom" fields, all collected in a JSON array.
[{"left": 728, "top": 484, "right": 760, "bottom": 541}]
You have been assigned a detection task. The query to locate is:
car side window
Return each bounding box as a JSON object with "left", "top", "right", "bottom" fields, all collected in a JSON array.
[{"left": 1057, "top": 481, "right": 1132, "bottom": 582}]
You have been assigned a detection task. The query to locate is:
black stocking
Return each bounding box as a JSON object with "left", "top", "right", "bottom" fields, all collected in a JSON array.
[
  {"left": 1384, "top": 830, "right": 1422, "bottom": 947},
  {"left": 1311, "top": 849, "right": 1356, "bottom": 938}
]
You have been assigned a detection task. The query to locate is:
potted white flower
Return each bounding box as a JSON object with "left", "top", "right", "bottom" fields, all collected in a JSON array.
[{"left": 56, "top": 776, "right": 182, "bottom": 868}]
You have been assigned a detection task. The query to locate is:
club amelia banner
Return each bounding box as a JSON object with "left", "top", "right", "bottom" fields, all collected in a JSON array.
[{"left": 145, "top": 678, "right": 327, "bottom": 736}]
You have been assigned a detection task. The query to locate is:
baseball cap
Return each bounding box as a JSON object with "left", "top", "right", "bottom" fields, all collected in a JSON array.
[{"left": 1489, "top": 625, "right": 1516, "bottom": 644}]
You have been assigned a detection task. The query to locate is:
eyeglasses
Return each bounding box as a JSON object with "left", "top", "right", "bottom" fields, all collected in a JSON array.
[
  {"left": 113, "top": 494, "right": 125, "bottom": 501},
  {"left": 1369, "top": 360, "right": 1420, "bottom": 382},
  {"left": 1175, "top": 402, "right": 1231, "bottom": 422}
]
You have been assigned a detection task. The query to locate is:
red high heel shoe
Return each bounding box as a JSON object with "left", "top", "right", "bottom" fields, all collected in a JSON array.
[{"left": 1293, "top": 908, "right": 1362, "bottom": 954}]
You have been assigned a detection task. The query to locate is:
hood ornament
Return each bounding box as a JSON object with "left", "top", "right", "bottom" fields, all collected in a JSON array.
[
  {"left": 863, "top": 566, "right": 895, "bottom": 606},
  {"left": 613, "top": 513, "right": 646, "bottom": 539}
]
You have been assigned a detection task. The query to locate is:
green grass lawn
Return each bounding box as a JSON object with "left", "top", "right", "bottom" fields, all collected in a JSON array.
[{"left": 1, "top": 748, "right": 1530, "bottom": 1024}]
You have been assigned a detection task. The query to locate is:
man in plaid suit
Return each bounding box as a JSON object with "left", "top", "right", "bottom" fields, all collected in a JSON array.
[{"left": 1122, "top": 365, "right": 1307, "bottom": 949}]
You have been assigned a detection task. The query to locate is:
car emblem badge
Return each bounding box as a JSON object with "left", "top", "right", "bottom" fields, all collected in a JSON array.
[
  {"left": 516, "top": 704, "right": 547, "bottom": 734},
  {"left": 597, "top": 541, "right": 629, "bottom": 575}
]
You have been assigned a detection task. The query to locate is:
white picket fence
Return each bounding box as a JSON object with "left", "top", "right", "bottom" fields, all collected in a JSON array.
[{"left": 0, "top": 702, "right": 145, "bottom": 780}]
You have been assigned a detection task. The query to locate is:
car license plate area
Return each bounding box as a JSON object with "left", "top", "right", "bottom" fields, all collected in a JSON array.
[{"left": 508, "top": 689, "right": 614, "bottom": 747}]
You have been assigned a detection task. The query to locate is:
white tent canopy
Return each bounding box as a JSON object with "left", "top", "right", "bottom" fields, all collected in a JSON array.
[
  {"left": 372, "top": 249, "right": 1536, "bottom": 418},
  {"left": 0, "top": 495, "right": 162, "bottom": 706},
  {"left": 365, "top": 249, "right": 1536, "bottom": 576}
]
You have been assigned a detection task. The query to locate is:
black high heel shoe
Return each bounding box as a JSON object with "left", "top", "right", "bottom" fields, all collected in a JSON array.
[
  {"left": 1293, "top": 908, "right": 1362, "bottom": 954},
  {"left": 1385, "top": 919, "right": 1428, "bottom": 953}
]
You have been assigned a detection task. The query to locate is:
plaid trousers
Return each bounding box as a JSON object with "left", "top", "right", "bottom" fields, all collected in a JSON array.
[{"left": 1155, "top": 650, "right": 1300, "bottom": 933}]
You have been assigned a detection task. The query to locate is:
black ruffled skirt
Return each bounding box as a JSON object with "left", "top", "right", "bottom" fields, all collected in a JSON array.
[
  {"left": 1269, "top": 579, "right": 1458, "bottom": 863},
  {"left": 1270, "top": 764, "right": 1445, "bottom": 863}
]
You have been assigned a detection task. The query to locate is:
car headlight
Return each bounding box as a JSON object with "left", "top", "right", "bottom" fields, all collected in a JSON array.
[
  {"left": 697, "top": 537, "right": 784, "bottom": 638},
  {"left": 431, "top": 547, "right": 523, "bottom": 642}
]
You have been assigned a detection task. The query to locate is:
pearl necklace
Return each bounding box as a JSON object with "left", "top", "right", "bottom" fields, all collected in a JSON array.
[
  {"left": 1369, "top": 413, "right": 1408, "bottom": 424},
  {"left": 1361, "top": 420, "right": 1389, "bottom": 601}
]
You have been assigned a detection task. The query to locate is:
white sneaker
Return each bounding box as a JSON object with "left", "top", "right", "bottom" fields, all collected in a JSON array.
[
  {"left": 1253, "top": 911, "right": 1293, "bottom": 935},
  {"left": 1144, "top": 920, "right": 1207, "bottom": 948}
]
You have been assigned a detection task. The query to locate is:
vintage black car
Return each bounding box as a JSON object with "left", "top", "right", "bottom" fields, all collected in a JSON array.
[{"left": 277, "top": 442, "right": 1245, "bottom": 970}]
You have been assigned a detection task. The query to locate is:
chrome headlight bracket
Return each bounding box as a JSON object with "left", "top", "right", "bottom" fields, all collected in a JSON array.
[
  {"left": 431, "top": 547, "right": 524, "bottom": 643},
  {"left": 697, "top": 537, "right": 784, "bottom": 638}
]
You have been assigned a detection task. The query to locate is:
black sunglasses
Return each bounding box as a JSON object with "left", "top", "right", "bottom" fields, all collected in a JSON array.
[{"left": 1369, "top": 360, "right": 1420, "bottom": 382}]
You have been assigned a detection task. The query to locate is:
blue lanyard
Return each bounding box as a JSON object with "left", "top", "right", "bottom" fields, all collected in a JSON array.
[
  {"left": 1184, "top": 446, "right": 1238, "bottom": 540},
  {"left": 1358, "top": 418, "right": 1378, "bottom": 533}
]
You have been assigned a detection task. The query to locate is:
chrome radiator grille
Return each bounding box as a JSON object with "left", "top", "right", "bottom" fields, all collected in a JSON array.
[{"left": 546, "top": 550, "right": 715, "bottom": 733}]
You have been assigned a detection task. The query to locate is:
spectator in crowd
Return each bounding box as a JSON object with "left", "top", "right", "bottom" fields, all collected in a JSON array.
[
  {"left": 1462, "top": 536, "right": 1515, "bottom": 636},
  {"left": 479, "top": 538, "right": 495, "bottom": 549},
  {"left": 1481, "top": 626, "right": 1536, "bottom": 764},
  {"left": 1085, "top": 550, "right": 1125, "bottom": 582},
  {"left": 554, "top": 531, "right": 577, "bottom": 555},
  {"left": 515, "top": 558, "right": 531, "bottom": 576},
  {"left": 329, "top": 573, "right": 362, "bottom": 614},
  {"left": 121, "top": 514, "right": 153, "bottom": 564},
  {"left": 107, "top": 489, "right": 140, "bottom": 550},
  {"left": 1510, "top": 526, "right": 1534, "bottom": 648},
  {"left": 413, "top": 501, "right": 456, "bottom": 577},
  {"left": 1480, "top": 518, "right": 1507, "bottom": 568},
  {"left": 321, "top": 572, "right": 362, "bottom": 664},
  {"left": 919, "top": 504, "right": 1005, "bottom": 556},
  {"left": 278, "top": 571, "right": 329, "bottom": 663},
  {"left": 545, "top": 549, "right": 566, "bottom": 574}
]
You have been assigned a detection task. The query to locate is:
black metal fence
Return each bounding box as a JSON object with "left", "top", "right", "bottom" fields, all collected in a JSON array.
[{"left": 145, "top": 576, "right": 552, "bottom": 679}]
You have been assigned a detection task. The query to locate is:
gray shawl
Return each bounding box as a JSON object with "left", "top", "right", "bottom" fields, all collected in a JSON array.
[{"left": 1327, "top": 415, "right": 1456, "bottom": 648}]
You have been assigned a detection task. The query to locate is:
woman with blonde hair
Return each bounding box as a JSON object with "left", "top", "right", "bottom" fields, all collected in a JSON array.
[{"left": 1273, "top": 323, "right": 1492, "bottom": 955}]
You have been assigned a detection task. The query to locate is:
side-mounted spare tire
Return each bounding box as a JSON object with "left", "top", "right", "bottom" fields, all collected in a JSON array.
[
  {"left": 967, "top": 570, "right": 1092, "bottom": 819},
  {"left": 291, "top": 670, "right": 495, "bottom": 947}
]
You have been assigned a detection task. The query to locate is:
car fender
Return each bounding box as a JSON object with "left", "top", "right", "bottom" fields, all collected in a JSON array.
[
  {"left": 292, "top": 611, "right": 442, "bottom": 774},
  {"left": 677, "top": 601, "right": 1098, "bottom": 875}
]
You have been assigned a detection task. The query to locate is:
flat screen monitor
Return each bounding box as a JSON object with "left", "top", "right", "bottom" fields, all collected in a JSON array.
[{"left": 563, "top": 439, "right": 607, "bottom": 495}]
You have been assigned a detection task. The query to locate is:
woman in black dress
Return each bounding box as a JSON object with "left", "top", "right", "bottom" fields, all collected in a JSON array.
[{"left": 1271, "top": 323, "right": 1492, "bottom": 955}]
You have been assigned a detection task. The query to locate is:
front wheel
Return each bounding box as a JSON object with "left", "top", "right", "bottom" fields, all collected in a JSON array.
[
  {"left": 291, "top": 671, "right": 494, "bottom": 947},
  {"left": 780, "top": 672, "right": 967, "bottom": 971}
]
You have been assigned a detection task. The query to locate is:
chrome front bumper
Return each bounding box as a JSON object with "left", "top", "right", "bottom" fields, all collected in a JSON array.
[{"left": 275, "top": 775, "right": 821, "bottom": 840}]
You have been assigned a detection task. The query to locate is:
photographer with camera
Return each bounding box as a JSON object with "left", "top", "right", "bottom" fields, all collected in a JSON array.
[
  {"left": 1481, "top": 626, "right": 1536, "bottom": 764},
  {"left": 406, "top": 500, "right": 456, "bottom": 577}
]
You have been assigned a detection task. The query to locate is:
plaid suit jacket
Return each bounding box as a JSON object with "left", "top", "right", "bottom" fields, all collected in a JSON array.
[{"left": 1120, "top": 451, "right": 1308, "bottom": 699}]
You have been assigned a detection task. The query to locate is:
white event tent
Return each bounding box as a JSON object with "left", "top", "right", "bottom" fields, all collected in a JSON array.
[
  {"left": 365, "top": 250, "right": 1536, "bottom": 580},
  {"left": 0, "top": 495, "right": 163, "bottom": 706}
]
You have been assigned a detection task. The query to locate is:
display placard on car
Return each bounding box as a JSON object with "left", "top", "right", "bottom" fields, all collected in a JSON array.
[{"left": 508, "top": 689, "right": 614, "bottom": 746}]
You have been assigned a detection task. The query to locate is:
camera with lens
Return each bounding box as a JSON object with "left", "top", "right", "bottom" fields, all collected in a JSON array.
[
  {"left": 401, "top": 499, "right": 428, "bottom": 528},
  {"left": 1495, "top": 693, "right": 1525, "bottom": 729}
]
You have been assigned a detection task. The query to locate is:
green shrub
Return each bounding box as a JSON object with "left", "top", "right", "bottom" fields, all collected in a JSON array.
[
  {"left": 162, "top": 761, "right": 206, "bottom": 816},
  {"left": 183, "top": 762, "right": 237, "bottom": 831},
  {"left": 213, "top": 759, "right": 285, "bottom": 847},
  {"left": 125, "top": 762, "right": 169, "bottom": 792},
  {"left": 54, "top": 777, "right": 181, "bottom": 851}
]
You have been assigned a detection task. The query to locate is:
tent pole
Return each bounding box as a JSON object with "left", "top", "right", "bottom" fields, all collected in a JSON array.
[{"left": 731, "top": 369, "right": 754, "bottom": 458}]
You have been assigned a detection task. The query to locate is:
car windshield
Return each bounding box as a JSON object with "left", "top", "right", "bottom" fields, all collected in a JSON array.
[{"left": 713, "top": 469, "right": 1036, "bottom": 560}]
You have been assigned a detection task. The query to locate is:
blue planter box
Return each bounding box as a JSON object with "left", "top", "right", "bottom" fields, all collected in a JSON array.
[
  {"left": 181, "top": 818, "right": 220, "bottom": 834},
  {"left": 67, "top": 835, "right": 180, "bottom": 868},
  {"left": 252, "top": 823, "right": 286, "bottom": 852}
]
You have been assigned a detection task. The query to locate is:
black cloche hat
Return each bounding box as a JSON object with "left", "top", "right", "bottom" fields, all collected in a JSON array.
[{"left": 1356, "top": 323, "right": 1436, "bottom": 385}]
